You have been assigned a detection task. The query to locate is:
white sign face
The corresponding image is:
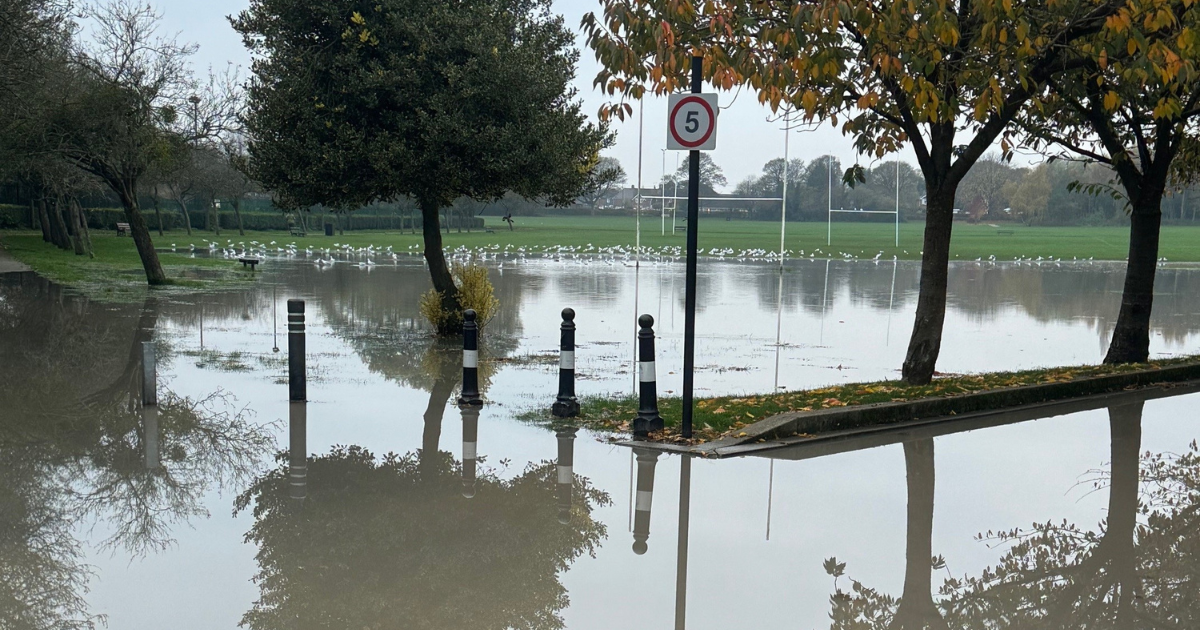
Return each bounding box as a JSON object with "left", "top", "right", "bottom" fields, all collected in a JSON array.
[{"left": 667, "top": 93, "right": 718, "bottom": 151}]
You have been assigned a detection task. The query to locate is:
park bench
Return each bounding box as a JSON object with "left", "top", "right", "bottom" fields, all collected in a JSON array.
[
  {"left": 116, "top": 222, "right": 131, "bottom": 236},
  {"left": 675, "top": 225, "right": 687, "bottom": 233},
  {"left": 289, "top": 226, "right": 306, "bottom": 236},
  {"left": 997, "top": 229, "right": 1015, "bottom": 236},
  {"left": 239, "top": 257, "right": 261, "bottom": 271}
]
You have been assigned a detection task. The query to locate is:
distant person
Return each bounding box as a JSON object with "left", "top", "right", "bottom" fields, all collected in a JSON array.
[{"left": 503, "top": 212, "right": 515, "bottom": 231}]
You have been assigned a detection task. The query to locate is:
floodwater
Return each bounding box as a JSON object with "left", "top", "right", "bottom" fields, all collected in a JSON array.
[{"left": 3, "top": 255, "right": 1200, "bottom": 629}]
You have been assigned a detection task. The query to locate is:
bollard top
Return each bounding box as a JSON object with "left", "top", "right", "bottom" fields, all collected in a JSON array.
[
  {"left": 561, "top": 307, "right": 575, "bottom": 322},
  {"left": 463, "top": 309, "right": 477, "bottom": 323},
  {"left": 638, "top": 314, "right": 654, "bottom": 329},
  {"left": 632, "top": 540, "right": 648, "bottom": 555},
  {"left": 287, "top": 299, "right": 304, "bottom": 313},
  {"left": 557, "top": 508, "right": 572, "bottom": 525}
]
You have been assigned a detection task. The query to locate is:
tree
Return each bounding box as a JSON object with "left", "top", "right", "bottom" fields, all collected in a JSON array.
[
  {"left": 584, "top": 0, "right": 1137, "bottom": 383},
  {"left": 1016, "top": 3, "right": 1200, "bottom": 364},
  {"left": 41, "top": 1, "right": 236, "bottom": 284},
  {"left": 672, "top": 152, "right": 726, "bottom": 196},
  {"left": 577, "top": 156, "right": 627, "bottom": 210},
  {"left": 956, "top": 154, "right": 1022, "bottom": 219},
  {"left": 234, "top": 0, "right": 609, "bottom": 334}
]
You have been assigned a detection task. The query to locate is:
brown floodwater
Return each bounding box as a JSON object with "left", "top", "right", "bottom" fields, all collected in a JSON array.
[{"left": 2, "top": 255, "right": 1199, "bottom": 629}]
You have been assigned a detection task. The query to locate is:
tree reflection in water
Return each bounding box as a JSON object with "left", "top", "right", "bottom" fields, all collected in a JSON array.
[
  {"left": 0, "top": 273, "right": 276, "bottom": 629},
  {"left": 236, "top": 442, "right": 611, "bottom": 630},
  {"left": 827, "top": 400, "right": 1200, "bottom": 628}
]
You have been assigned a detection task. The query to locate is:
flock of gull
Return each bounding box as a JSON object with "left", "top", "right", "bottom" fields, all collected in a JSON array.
[{"left": 166, "top": 239, "right": 1169, "bottom": 269}]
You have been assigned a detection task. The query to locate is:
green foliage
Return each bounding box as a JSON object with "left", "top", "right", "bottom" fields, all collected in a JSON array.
[
  {"left": 419, "top": 262, "right": 500, "bottom": 331},
  {"left": 233, "top": 0, "right": 610, "bottom": 212}
]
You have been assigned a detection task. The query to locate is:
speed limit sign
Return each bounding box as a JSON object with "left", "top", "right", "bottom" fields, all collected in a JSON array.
[{"left": 667, "top": 93, "right": 718, "bottom": 151}]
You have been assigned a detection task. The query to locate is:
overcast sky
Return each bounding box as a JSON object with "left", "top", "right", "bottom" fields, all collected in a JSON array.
[{"left": 154, "top": 0, "right": 921, "bottom": 192}]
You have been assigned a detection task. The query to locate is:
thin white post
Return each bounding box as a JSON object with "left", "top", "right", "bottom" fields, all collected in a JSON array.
[
  {"left": 826, "top": 154, "right": 833, "bottom": 246},
  {"left": 636, "top": 101, "right": 643, "bottom": 262},
  {"left": 779, "top": 111, "right": 790, "bottom": 263},
  {"left": 895, "top": 160, "right": 900, "bottom": 247},
  {"left": 661, "top": 149, "right": 667, "bottom": 236}
]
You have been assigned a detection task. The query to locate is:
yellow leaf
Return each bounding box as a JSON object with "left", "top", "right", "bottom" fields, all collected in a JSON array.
[
  {"left": 1103, "top": 91, "right": 1120, "bottom": 111},
  {"left": 351, "top": 11, "right": 366, "bottom": 25}
]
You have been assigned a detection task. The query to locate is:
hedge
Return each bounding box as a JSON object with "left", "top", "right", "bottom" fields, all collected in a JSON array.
[{"left": 0, "top": 204, "right": 483, "bottom": 233}]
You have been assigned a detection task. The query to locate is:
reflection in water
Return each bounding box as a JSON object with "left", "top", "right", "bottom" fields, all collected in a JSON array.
[
  {"left": 0, "top": 272, "right": 276, "bottom": 628},
  {"left": 556, "top": 426, "right": 578, "bottom": 524},
  {"left": 237, "top": 439, "right": 611, "bottom": 630},
  {"left": 632, "top": 447, "right": 661, "bottom": 555},
  {"left": 826, "top": 399, "right": 1200, "bottom": 628}
]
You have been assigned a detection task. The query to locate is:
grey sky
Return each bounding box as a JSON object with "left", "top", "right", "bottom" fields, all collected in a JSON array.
[{"left": 155, "top": 0, "right": 915, "bottom": 193}]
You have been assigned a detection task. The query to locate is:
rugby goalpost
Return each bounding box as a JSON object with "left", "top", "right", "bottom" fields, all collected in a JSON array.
[{"left": 827, "top": 155, "right": 901, "bottom": 248}]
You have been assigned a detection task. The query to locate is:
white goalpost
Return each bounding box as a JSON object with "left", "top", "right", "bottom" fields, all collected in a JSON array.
[{"left": 826, "top": 156, "right": 901, "bottom": 248}]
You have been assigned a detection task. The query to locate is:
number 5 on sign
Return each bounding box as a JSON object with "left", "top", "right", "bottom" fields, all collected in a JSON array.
[{"left": 667, "top": 93, "right": 718, "bottom": 151}]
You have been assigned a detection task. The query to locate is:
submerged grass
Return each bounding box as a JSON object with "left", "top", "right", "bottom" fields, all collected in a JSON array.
[
  {"left": 519, "top": 356, "right": 1200, "bottom": 442},
  {"left": 0, "top": 232, "right": 257, "bottom": 300}
]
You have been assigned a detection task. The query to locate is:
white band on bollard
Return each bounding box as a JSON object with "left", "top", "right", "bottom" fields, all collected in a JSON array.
[
  {"left": 463, "top": 350, "right": 478, "bottom": 369},
  {"left": 558, "top": 465, "right": 573, "bottom": 484},
  {"left": 560, "top": 350, "right": 575, "bottom": 370},
  {"left": 463, "top": 441, "right": 477, "bottom": 459},
  {"left": 639, "top": 361, "right": 656, "bottom": 383},
  {"left": 635, "top": 490, "right": 653, "bottom": 511}
]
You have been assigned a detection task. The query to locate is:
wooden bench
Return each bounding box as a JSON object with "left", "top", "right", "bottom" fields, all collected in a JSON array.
[
  {"left": 238, "top": 258, "right": 261, "bottom": 271},
  {"left": 116, "top": 222, "right": 131, "bottom": 236},
  {"left": 996, "top": 229, "right": 1015, "bottom": 236},
  {"left": 674, "top": 225, "right": 687, "bottom": 232},
  {"left": 289, "top": 226, "right": 306, "bottom": 236}
]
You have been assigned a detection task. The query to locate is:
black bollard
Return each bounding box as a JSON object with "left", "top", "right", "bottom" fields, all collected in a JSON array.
[
  {"left": 458, "top": 309, "right": 484, "bottom": 405},
  {"left": 289, "top": 401, "right": 307, "bottom": 501},
  {"left": 632, "top": 446, "right": 661, "bottom": 555},
  {"left": 555, "top": 426, "right": 577, "bottom": 524},
  {"left": 461, "top": 404, "right": 480, "bottom": 498},
  {"left": 141, "top": 341, "right": 157, "bottom": 406},
  {"left": 288, "top": 300, "right": 306, "bottom": 402},
  {"left": 633, "top": 314, "right": 664, "bottom": 437},
  {"left": 552, "top": 308, "right": 580, "bottom": 417}
]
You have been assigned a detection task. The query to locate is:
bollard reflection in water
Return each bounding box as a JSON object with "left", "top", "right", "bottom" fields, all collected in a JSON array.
[
  {"left": 555, "top": 426, "right": 577, "bottom": 523},
  {"left": 631, "top": 446, "right": 661, "bottom": 554},
  {"left": 460, "top": 404, "right": 480, "bottom": 498},
  {"left": 288, "top": 402, "right": 307, "bottom": 501}
]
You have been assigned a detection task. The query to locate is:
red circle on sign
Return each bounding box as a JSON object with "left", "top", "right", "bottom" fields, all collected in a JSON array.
[{"left": 669, "top": 95, "right": 716, "bottom": 149}]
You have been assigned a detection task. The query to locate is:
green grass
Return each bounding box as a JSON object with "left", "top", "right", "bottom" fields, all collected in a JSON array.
[
  {"left": 520, "top": 356, "right": 1200, "bottom": 442},
  {"left": 117, "top": 216, "right": 1200, "bottom": 262},
  {"left": 0, "top": 232, "right": 257, "bottom": 300}
]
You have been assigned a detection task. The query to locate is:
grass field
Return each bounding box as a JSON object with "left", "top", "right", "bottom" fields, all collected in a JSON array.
[
  {"left": 0, "top": 232, "right": 253, "bottom": 299},
  {"left": 4, "top": 217, "right": 1200, "bottom": 296},
  {"left": 153, "top": 216, "right": 1200, "bottom": 262}
]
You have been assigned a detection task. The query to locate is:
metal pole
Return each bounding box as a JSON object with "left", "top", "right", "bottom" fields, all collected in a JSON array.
[
  {"left": 636, "top": 100, "right": 643, "bottom": 259},
  {"left": 682, "top": 53, "right": 702, "bottom": 440},
  {"left": 674, "top": 454, "right": 692, "bottom": 630},
  {"left": 287, "top": 300, "right": 306, "bottom": 402},
  {"left": 673, "top": 154, "right": 680, "bottom": 234}
]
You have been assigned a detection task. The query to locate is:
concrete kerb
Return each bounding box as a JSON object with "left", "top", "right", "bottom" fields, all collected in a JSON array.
[{"left": 617, "top": 361, "right": 1200, "bottom": 458}]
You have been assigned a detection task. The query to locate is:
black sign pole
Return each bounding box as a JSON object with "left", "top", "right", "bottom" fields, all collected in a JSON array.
[{"left": 682, "top": 54, "right": 702, "bottom": 439}]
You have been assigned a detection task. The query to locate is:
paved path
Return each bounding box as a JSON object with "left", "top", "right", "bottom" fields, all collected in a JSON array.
[{"left": 0, "top": 244, "right": 30, "bottom": 274}]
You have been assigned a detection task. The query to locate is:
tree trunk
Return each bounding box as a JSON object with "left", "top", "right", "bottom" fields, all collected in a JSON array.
[
  {"left": 210, "top": 197, "right": 221, "bottom": 236},
  {"left": 420, "top": 199, "right": 462, "bottom": 334},
  {"left": 232, "top": 198, "right": 245, "bottom": 236},
  {"left": 68, "top": 198, "right": 92, "bottom": 257},
  {"left": 1104, "top": 194, "right": 1163, "bottom": 364},
  {"left": 152, "top": 185, "right": 164, "bottom": 236},
  {"left": 117, "top": 180, "right": 168, "bottom": 285},
  {"left": 337, "top": 212, "right": 344, "bottom": 236},
  {"left": 891, "top": 438, "right": 948, "bottom": 630},
  {"left": 48, "top": 197, "right": 72, "bottom": 251},
  {"left": 1103, "top": 401, "right": 1143, "bottom": 622},
  {"left": 36, "top": 198, "right": 51, "bottom": 243},
  {"left": 902, "top": 186, "right": 957, "bottom": 384},
  {"left": 175, "top": 196, "right": 193, "bottom": 236}
]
